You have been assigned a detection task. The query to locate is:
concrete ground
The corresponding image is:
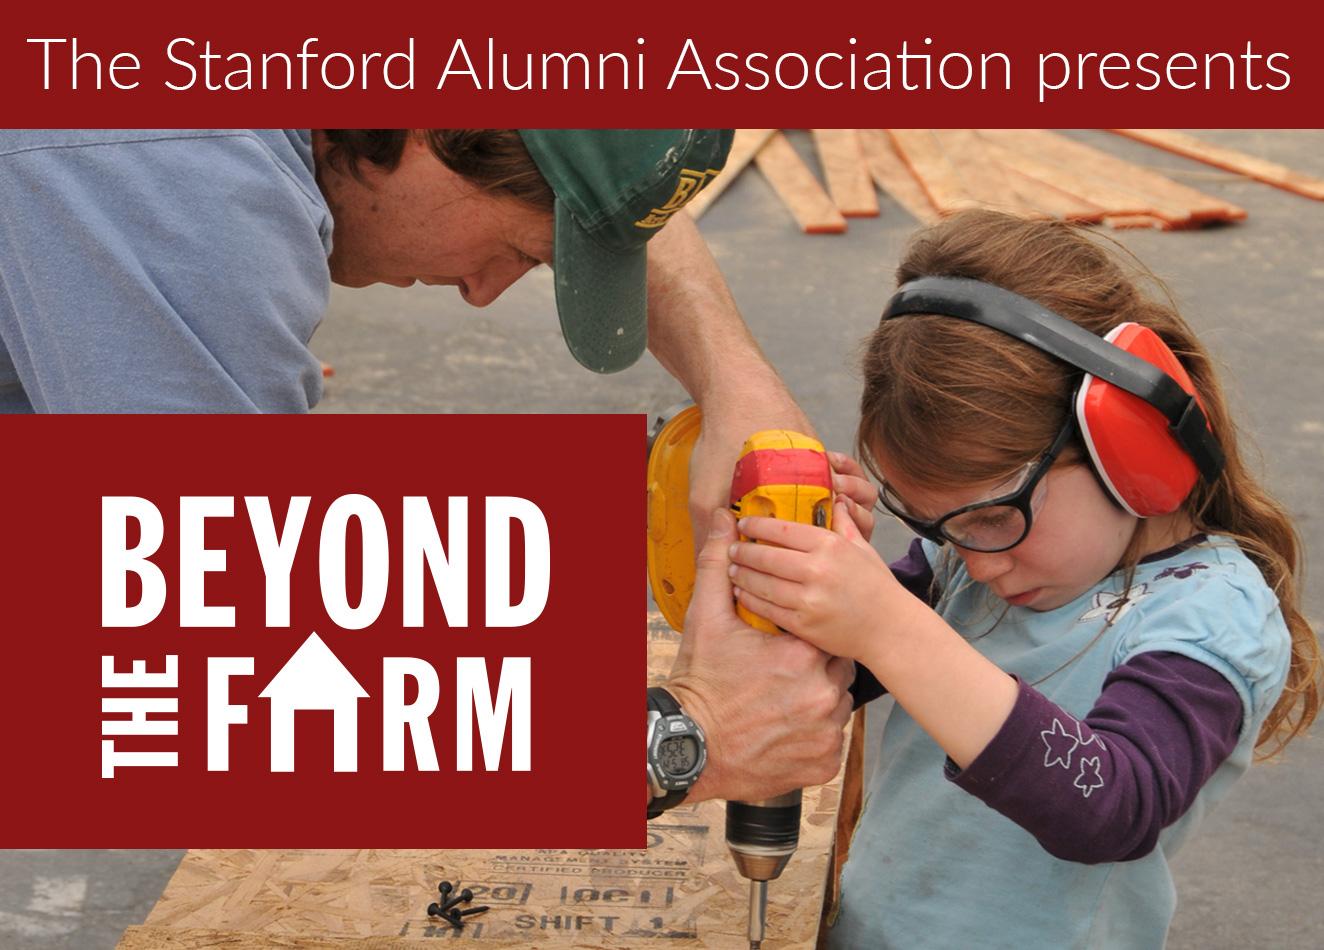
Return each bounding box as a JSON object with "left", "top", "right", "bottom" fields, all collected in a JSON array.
[{"left": 4, "top": 130, "right": 1322, "bottom": 948}]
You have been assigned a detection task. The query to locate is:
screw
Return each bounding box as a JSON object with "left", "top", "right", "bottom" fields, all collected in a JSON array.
[{"left": 437, "top": 888, "right": 474, "bottom": 915}]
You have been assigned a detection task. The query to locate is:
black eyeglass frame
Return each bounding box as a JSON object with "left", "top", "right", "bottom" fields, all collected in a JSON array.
[{"left": 879, "top": 416, "right": 1077, "bottom": 553}]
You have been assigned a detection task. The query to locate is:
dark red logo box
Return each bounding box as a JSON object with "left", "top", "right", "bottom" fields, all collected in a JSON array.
[{"left": 3, "top": 414, "right": 643, "bottom": 846}]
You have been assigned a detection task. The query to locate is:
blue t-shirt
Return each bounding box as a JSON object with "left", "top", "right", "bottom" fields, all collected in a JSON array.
[
  {"left": 831, "top": 536, "right": 1290, "bottom": 950},
  {"left": 0, "top": 129, "right": 332, "bottom": 412}
]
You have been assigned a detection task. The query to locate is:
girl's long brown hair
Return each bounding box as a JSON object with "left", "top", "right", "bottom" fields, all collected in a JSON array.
[{"left": 857, "top": 210, "right": 1319, "bottom": 758}]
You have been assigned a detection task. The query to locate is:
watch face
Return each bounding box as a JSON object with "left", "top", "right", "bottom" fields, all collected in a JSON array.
[{"left": 659, "top": 735, "right": 698, "bottom": 776}]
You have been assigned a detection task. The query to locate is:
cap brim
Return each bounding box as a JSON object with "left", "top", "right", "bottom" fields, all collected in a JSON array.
[{"left": 552, "top": 199, "right": 649, "bottom": 375}]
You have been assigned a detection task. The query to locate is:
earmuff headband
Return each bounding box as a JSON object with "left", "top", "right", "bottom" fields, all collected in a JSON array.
[{"left": 882, "top": 276, "right": 1225, "bottom": 483}]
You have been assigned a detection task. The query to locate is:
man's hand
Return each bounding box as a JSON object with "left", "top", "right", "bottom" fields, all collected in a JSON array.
[
  {"left": 664, "top": 509, "right": 854, "bottom": 804},
  {"left": 643, "top": 211, "right": 814, "bottom": 542}
]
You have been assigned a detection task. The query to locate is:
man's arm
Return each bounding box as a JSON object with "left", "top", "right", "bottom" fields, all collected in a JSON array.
[
  {"left": 0, "top": 130, "right": 329, "bottom": 413},
  {"left": 644, "top": 211, "right": 815, "bottom": 538}
]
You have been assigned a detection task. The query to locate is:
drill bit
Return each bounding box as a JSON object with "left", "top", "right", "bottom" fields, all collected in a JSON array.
[{"left": 748, "top": 879, "right": 768, "bottom": 948}]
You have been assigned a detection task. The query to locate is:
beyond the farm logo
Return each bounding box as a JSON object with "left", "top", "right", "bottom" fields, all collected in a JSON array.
[{"left": 6, "top": 415, "right": 640, "bottom": 845}]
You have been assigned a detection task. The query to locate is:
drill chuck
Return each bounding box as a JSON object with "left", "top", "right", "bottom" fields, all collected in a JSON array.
[{"left": 725, "top": 790, "right": 803, "bottom": 882}]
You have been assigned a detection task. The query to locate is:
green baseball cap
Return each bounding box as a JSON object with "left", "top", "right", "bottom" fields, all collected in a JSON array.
[{"left": 518, "top": 129, "right": 734, "bottom": 374}]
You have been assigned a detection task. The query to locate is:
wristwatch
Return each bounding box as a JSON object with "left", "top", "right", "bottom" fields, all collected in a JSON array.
[{"left": 647, "top": 687, "right": 707, "bottom": 819}]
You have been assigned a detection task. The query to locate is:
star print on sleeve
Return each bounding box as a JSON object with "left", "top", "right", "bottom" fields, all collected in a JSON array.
[
  {"left": 1042, "top": 717, "right": 1108, "bottom": 799},
  {"left": 1041, "top": 719, "right": 1080, "bottom": 769},
  {"left": 1075, "top": 757, "right": 1105, "bottom": 798}
]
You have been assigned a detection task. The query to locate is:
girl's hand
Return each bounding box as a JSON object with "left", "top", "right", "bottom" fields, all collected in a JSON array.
[
  {"left": 730, "top": 502, "right": 1021, "bottom": 769},
  {"left": 667, "top": 509, "right": 855, "bottom": 803},
  {"left": 827, "top": 451, "right": 878, "bottom": 543},
  {"left": 729, "top": 499, "right": 902, "bottom": 663}
]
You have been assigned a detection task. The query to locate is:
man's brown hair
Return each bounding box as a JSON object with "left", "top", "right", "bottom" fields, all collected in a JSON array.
[{"left": 319, "top": 130, "right": 555, "bottom": 211}]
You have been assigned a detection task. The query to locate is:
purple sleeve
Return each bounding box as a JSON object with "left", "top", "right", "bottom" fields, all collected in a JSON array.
[
  {"left": 852, "top": 538, "right": 937, "bottom": 708},
  {"left": 947, "top": 651, "right": 1243, "bottom": 864}
]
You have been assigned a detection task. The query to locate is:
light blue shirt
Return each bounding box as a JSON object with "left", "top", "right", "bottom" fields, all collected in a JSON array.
[
  {"left": 831, "top": 536, "right": 1290, "bottom": 949},
  {"left": 0, "top": 129, "right": 332, "bottom": 412}
]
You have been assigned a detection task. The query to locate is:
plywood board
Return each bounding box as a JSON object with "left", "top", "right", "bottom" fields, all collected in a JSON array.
[
  {"left": 117, "top": 615, "right": 852, "bottom": 950},
  {"left": 753, "top": 132, "right": 848, "bottom": 233},
  {"left": 1108, "top": 129, "right": 1324, "bottom": 201},
  {"left": 811, "top": 130, "right": 879, "bottom": 217}
]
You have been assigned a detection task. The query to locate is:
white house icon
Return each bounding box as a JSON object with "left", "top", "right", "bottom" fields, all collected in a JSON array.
[{"left": 259, "top": 632, "right": 369, "bottom": 772}]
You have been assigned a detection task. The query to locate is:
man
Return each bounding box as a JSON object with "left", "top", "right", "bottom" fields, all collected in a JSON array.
[{"left": 0, "top": 127, "right": 852, "bottom": 806}]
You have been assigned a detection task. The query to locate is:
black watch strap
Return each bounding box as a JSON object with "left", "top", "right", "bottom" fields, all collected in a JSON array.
[
  {"left": 648, "top": 685, "right": 682, "bottom": 716},
  {"left": 647, "top": 687, "right": 697, "bottom": 819}
]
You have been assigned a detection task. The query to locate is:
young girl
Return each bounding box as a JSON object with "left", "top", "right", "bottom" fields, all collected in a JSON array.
[{"left": 727, "top": 210, "right": 1320, "bottom": 948}]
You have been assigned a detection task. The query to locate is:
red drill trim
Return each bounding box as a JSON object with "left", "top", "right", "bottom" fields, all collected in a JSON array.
[{"left": 729, "top": 448, "right": 832, "bottom": 505}]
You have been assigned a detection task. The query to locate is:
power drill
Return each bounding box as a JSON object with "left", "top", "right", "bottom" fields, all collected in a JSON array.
[
  {"left": 726, "top": 428, "right": 833, "bottom": 950},
  {"left": 647, "top": 405, "right": 834, "bottom": 949}
]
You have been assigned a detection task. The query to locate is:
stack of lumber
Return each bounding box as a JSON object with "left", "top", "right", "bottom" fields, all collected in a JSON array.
[{"left": 687, "top": 129, "right": 1324, "bottom": 233}]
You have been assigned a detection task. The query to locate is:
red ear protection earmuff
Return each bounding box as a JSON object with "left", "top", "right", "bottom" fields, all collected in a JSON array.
[
  {"left": 1076, "top": 322, "right": 1208, "bottom": 516},
  {"left": 881, "top": 276, "right": 1224, "bottom": 518}
]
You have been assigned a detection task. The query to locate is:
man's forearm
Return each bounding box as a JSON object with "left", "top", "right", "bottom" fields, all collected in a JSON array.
[
  {"left": 644, "top": 213, "right": 817, "bottom": 534},
  {"left": 645, "top": 213, "right": 808, "bottom": 426}
]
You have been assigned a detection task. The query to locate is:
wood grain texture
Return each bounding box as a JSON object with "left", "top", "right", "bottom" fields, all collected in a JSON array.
[
  {"left": 1108, "top": 129, "right": 1324, "bottom": 201},
  {"left": 753, "top": 132, "right": 848, "bottom": 233}
]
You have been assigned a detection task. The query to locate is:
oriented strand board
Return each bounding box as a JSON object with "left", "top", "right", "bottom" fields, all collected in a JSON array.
[
  {"left": 753, "top": 132, "right": 848, "bottom": 233},
  {"left": 118, "top": 616, "right": 851, "bottom": 950}
]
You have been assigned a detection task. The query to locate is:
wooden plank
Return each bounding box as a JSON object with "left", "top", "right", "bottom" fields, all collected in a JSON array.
[
  {"left": 886, "top": 129, "right": 980, "bottom": 214},
  {"left": 1102, "top": 214, "right": 1167, "bottom": 230},
  {"left": 753, "top": 132, "right": 848, "bottom": 233},
  {"left": 811, "top": 129, "right": 879, "bottom": 217},
  {"left": 1108, "top": 129, "right": 1324, "bottom": 201},
  {"left": 979, "top": 129, "right": 1246, "bottom": 227},
  {"left": 931, "top": 129, "right": 1041, "bottom": 217},
  {"left": 686, "top": 128, "right": 776, "bottom": 220},
  {"left": 999, "top": 164, "right": 1108, "bottom": 222},
  {"left": 979, "top": 135, "right": 1181, "bottom": 226},
  {"left": 857, "top": 129, "right": 940, "bottom": 224}
]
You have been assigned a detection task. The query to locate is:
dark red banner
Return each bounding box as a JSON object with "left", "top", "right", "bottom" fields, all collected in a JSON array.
[
  {"left": 3, "top": 415, "right": 642, "bottom": 846},
  {"left": 2, "top": 0, "right": 1318, "bottom": 126}
]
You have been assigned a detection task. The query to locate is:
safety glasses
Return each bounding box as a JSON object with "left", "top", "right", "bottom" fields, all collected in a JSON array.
[{"left": 879, "top": 417, "right": 1076, "bottom": 553}]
